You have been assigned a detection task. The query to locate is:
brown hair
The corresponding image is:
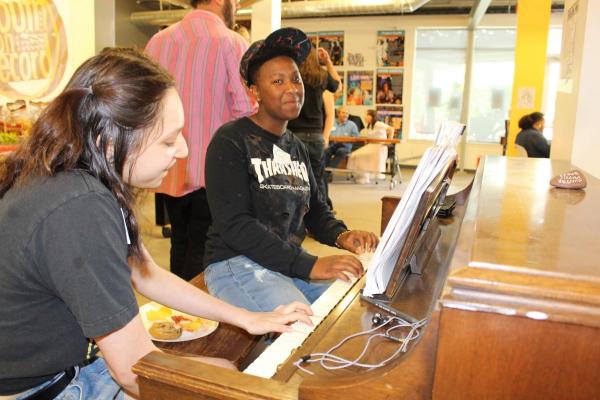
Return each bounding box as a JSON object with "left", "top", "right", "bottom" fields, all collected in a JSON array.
[
  {"left": 299, "top": 48, "right": 327, "bottom": 88},
  {"left": 518, "top": 112, "right": 544, "bottom": 130},
  {"left": 0, "top": 47, "right": 174, "bottom": 262},
  {"left": 366, "top": 109, "right": 377, "bottom": 129}
]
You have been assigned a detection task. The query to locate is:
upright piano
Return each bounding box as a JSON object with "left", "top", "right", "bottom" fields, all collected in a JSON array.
[{"left": 134, "top": 156, "right": 600, "bottom": 399}]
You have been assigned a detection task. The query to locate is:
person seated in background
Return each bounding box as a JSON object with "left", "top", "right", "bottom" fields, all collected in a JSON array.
[
  {"left": 515, "top": 112, "right": 550, "bottom": 158},
  {"left": 347, "top": 110, "right": 394, "bottom": 184},
  {"left": 203, "top": 28, "right": 378, "bottom": 313},
  {"left": 325, "top": 106, "right": 359, "bottom": 169}
]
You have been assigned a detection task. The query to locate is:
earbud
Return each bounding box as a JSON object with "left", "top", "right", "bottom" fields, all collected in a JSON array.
[{"left": 371, "top": 312, "right": 389, "bottom": 326}]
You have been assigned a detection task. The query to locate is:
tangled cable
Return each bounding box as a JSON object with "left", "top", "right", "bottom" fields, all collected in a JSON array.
[{"left": 294, "top": 316, "right": 428, "bottom": 375}]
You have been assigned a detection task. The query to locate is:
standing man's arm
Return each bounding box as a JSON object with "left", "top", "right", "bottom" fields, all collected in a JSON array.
[{"left": 225, "top": 36, "right": 258, "bottom": 118}]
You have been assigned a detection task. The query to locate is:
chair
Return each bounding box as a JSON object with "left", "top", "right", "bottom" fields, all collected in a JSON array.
[{"left": 515, "top": 144, "right": 529, "bottom": 157}]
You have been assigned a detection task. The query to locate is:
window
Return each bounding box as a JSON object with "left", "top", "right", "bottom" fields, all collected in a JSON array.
[
  {"left": 411, "top": 26, "right": 561, "bottom": 143},
  {"left": 467, "top": 28, "right": 516, "bottom": 143},
  {"left": 410, "top": 29, "right": 467, "bottom": 140},
  {"left": 542, "top": 27, "right": 562, "bottom": 141}
]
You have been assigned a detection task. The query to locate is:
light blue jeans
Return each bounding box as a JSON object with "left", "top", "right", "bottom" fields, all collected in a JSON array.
[
  {"left": 205, "top": 255, "right": 331, "bottom": 312},
  {"left": 16, "top": 357, "right": 123, "bottom": 400}
]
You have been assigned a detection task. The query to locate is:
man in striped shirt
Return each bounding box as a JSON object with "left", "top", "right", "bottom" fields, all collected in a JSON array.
[{"left": 145, "top": 0, "right": 256, "bottom": 281}]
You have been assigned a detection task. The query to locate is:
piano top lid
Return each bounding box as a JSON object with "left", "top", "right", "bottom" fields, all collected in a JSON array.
[{"left": 445, "top": 156, "right": 600, "bottom": 325}]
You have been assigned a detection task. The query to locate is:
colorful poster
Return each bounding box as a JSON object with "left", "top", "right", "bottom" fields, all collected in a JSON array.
[
  {"left": 346, "top": 71, "right": 373, "bottom": 106},
  {"left": 318, "top": 31, "right": 344, "bottom": 66},
  {"left": 334, "top": 73, "right": 344, "bottom": 106},
  {"left": 0, "top": 0, "right": 68, "bottom": 100},
  {"left": 376, "top": 69, "right": 403, "bottom": 105},
  {"left": 376, "top": 106, "right": 403, "bottom": 138},
  {"left": 376, "top": 31, "right": 405, "bottom": 67}
]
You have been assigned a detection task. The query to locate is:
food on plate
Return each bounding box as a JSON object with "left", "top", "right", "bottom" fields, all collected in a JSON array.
[
  {"left": 146, "top": 305, "right": 172, "bottom": 321},
  {"left": 149, "top": 321, "right": 182, "bottom": 340},
  {"left": 144, "top": 304, "right": 215, "bottom": 339},
  {"left": 180, "top": 319, "right": 203, "bottom": 332}
]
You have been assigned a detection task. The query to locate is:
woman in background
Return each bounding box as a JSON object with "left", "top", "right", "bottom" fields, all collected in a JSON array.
[
  {"left": 515, "top": 111, "right": 550, "bottom": 158},
  {"left": 288, "top": 46, "right": 341, "bottom": 205},
  {"left": 347, "top": 109, "right": 394, "bottom": 184}
]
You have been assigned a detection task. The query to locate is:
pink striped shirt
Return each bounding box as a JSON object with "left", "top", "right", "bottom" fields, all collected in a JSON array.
[{"left": 145, "top": 10, "right": 256, "bottom": 197}]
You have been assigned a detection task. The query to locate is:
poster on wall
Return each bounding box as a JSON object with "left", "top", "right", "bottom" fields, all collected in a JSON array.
[
  {"left": 376, "top": 106, "right": 403, "bottom": 138},
  {"left": 334, "top": 73, "right": 344, "bottom": 106},
  {"left": 346, "top": 71, "right": 373, "bottom": 106},
  {"left": 0, "top": 0, "right": 68, "bottom": 101},
  {"left": 318, "top": 31, "right": 344, "bottom": 66},
  {"left": 307, "top": 32, "right": 318, "bottom": 49},
  {"left": 376, "top": 31, "right": 405, "bottom": 67},
  {"left": 376, "top": 69, "right": 403, "bottom": 105}
]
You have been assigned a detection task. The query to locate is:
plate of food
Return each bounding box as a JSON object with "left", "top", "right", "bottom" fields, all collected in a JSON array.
[{"left": 140, "top": 302, "right": 219, "bottom": 342}]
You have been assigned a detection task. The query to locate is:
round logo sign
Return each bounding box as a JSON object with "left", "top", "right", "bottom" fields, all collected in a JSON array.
[{"left": 0, "top": 0, "right": 68, "bottom": 99}]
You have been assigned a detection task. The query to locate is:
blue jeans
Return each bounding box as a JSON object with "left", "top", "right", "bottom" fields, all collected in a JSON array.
[
  {"left": 205, "top": 255, "right": 331, "bottom": 312},
  {"left": 16, "top": 358, "right": 123, "bottom": 400}
]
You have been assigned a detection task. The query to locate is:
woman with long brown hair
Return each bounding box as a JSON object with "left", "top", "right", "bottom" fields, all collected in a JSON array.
[
  {"left": 288, "top": 46, "right": 341, "bottom": 205},
  {"left": 0, "top": 48, "right": 310, "bottom": 399}
]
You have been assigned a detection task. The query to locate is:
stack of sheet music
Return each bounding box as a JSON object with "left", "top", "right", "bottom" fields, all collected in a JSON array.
[{"left": 363, "top": 121, "right": 465, "bottom": 297}]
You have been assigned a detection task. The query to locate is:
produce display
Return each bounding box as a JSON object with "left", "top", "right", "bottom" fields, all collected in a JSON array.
[{"left": 0, "top": 132, "right": 20, "bottom": 145}]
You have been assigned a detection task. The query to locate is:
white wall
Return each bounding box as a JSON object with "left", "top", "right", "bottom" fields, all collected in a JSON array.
[
  {"left": 553, "top": 0, "right": 600, "bottom": 178},
  {"left": 283, "top": 12, "right": 563, "bottom": 169}
]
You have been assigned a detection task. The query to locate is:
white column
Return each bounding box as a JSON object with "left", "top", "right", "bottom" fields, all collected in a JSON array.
[
  {"left": 250, "top": 0, "right": 281, "bottom": 42},
  {"left": 553, "top": 0, "right": 600, "bottom": 178}
]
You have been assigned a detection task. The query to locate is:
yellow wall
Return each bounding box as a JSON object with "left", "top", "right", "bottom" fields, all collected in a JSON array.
[{"left": 506, "top": 0, "right": 552, "bottom": 156}]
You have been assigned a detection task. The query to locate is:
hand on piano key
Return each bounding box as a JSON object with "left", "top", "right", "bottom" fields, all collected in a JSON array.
[
  {"left": 309, "top": 255, "right": 364, "bottom": 282},
  {"left": 241, "top": 301, "right": 314, "bottom": 335},
  {"left": 243, "top": 252, "right": 374, "bottom": 378},
  {"left": 334, "top": 230, "right": 380, "bottom": 254}
]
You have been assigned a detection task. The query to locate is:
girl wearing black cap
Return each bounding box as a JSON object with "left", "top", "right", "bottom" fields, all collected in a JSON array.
[{"left": 204, "top": 28, "right": 379, "bottom": 313}]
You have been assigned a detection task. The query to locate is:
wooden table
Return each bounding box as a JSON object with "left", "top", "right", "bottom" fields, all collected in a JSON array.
[
  {"left": 327, "top": 136, "right": 402, "bottom": 188},
  {"left": 328, "top": 136, "right": 400, "bottom": 145}
]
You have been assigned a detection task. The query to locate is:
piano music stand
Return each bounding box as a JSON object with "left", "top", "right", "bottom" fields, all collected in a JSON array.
[{"left": 362, "top": 158, "right": 457, "bottom": 323}]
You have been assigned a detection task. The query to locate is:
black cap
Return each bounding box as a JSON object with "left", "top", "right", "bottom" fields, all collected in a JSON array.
[{"left": 240, "top": 27, "right": 311, "bottom": 86}]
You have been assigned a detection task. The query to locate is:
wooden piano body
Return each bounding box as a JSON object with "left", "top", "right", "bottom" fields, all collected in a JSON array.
[{"left": 134, "top": 156, "right": 600, "bottom": 399}]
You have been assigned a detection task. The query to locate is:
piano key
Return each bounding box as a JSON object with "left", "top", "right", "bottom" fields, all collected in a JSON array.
[{"left": 243, "top": 253, "right": 374, "bottom": 378}]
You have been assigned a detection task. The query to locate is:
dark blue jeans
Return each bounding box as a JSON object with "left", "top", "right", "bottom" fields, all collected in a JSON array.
[
  {"left": 15, "top": 358, "right": 122, "bottom": 400},
  {"left": 326, "top": 142, "right": 352, "bottom": 168},
  {"left": 295, "top": 132, "right": 328, "bottom": 205}
]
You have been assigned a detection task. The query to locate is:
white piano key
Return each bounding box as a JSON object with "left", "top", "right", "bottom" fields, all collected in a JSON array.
[{"left": 243, "top": 253, "right": 375, "bottom": 378}]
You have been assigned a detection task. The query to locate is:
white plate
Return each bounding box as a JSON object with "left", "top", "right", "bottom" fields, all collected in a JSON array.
[{"left": 140, "top": 302, "right": 219, "bottom": 343}]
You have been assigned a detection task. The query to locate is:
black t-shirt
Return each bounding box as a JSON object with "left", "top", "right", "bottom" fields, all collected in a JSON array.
[
  {"left": 0, "top": 171, "right": 138, "bottom": 394},
  {"left": 204, "top": 117, "right": 347, "bottom": 279},
  {"left": 288, "top": 74, "right": 339, "bottom": 134}
]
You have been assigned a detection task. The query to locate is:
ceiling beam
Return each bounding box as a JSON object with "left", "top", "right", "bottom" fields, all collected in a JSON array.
[{"left": 469, "top": 0, "right": 492, "bottom": 29}]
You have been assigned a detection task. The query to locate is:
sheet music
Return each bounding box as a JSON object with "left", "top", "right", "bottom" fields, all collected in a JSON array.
[{"left": 363, "top": 121, "right": 465, "bottom": 297}]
